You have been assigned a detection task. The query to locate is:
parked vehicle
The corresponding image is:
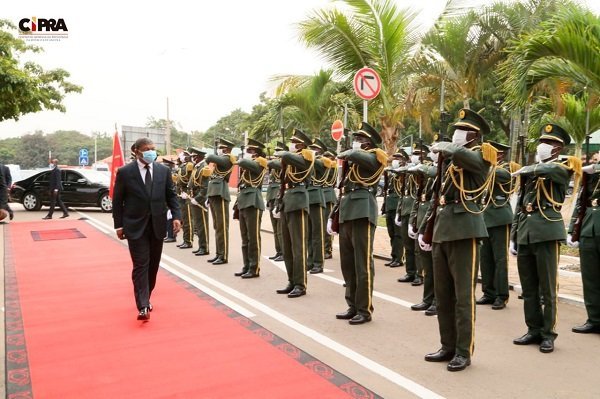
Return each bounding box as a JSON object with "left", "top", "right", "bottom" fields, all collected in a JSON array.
[{"left": 10, "top": 168, "right": 112, "bottom": 212}]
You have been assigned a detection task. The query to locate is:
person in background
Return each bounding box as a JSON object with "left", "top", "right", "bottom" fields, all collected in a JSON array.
[
  {"left": 162, "top": 158, "right": 178, "bottom": 243},
  {"left": 42, "top": 159, "right": 69, "bottom": 220},
  {"left": 0, "top": 163, "right": 12, "bottom": 221}
]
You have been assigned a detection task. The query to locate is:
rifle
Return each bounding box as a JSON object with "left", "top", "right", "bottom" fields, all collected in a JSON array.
[
  {"left": 381, "top": 169, "right": 389, "bottom": 214},
  {"left": 571, "top": 172, "right": 588, "bottom": 241},
  {"left": 330, "top": 158, "right": 349, "bottom": 233},
  {"left": 422, "top": 154, "right": 444, "bottom": 244},
  {"left": 275, "top": 159, "right": 287, "bottom": 214},
  {"left": 412, "top": 169, "right": 424, "bottom": 232}
]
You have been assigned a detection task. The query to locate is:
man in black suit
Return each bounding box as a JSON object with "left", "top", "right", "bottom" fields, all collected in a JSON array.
[
  {"left": 112, "top": 138, "right": 182, "bottom": 321},
  {"left": 42, "top": 159, "right": 69, "bottom": 219},
  {"left": 0, "top": 163, "right": 12, "bottom": 220}
]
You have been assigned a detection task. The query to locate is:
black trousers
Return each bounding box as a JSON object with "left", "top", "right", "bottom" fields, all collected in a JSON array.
[
  {"left": 47, "top": 190, "right": 68, "bottom": 216},
  {"left": 127, "top": 218, "right": 164, "bottom": 310}
]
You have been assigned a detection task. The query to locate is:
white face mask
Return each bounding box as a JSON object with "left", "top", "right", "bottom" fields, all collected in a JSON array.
[
  {"left": 428, "top": 151, "right": 439, "bottom": 163},
  {"left": 536, "top": 143, "right": 554, "bottom": 162},
  {"left": 452, "top": 129, "right": 469, "bottom": 147},
  {"left": 410, "top": 155, "right": 420, "bottom": 164},
  {"left": 243, "top": 152, "right": 253, "bottom": 160},
  {"left": 217, "top": 148, "right": 224, "bottom": 156},
  {"left": 288, "top": 143, "right": 297, "bottom": 152},
  {"left": 178, "top": 153, "right": 185, "bottom": 162},
  {"left": 352, "top": 141, "right": 363, "bottom": 150},
  {"left": 391, "top": 160, "right": 400, "bottom": 169}
]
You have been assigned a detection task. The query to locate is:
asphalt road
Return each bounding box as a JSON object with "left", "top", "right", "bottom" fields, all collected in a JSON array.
[{"left": 3, "top": 205, "right": 599, "bottom": 399}]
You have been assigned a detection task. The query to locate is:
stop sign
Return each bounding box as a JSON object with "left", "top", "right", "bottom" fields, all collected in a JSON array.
[{"left": 331, "top": 119, "right": 344, "bottom": 142}]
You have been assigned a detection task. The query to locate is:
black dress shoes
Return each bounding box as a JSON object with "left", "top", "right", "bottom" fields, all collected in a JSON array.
[
  {"left": 491, "top": 298, "right": 506, "bottom": 310},
  {"left": 195, "top": 250, "right": 209, "bottom": 256},
  {"left": 309, "top": 267, "right": 323, "bottom": 274},
  {"left": 241, "top": 272, "right": 259, "bottom": 279},
  {"left": 287, "top": 287, "right": 306, "bottom": 298},
  {"left": 411, "top": 301, "right": 430, "bottom": 311},
  {"left": 178, "top": 242, "right": 193, "bottom": 249},
  {"left": 397, "top": 274, "right": 415, "bottom": 283},
  {"left": 447, "top": 355, "right": 471, "bottom": 371},
  {"left": 137, "top": 307, "right": 150, "bottom": 321},
  {"left": 324, "top": 253, "right": 333, "bottom": 259},
  {"left": 164, "top": 237, "right": 176, "bottom": 243},
  {"left": 572, "top": 322, "right": 600, "bottom": 334},
  {"left": 425, "top": 305, "right": 438, "bottom": 316},
  {"left": 513, "top": 333, "right": 542, "bottom": 345},
  {"left": 207, "top": 256, "right": 219, "bottom": 263},
  {"left": 234, "top": 270, "right": 246, "bottom": 277},
  {"left": 349, "top": 314, "right": 371, "bottom": 325},
  {"left": 539, "top": 338, "right": 554, "bottom": 353},
  {"left": 148, "top": 303, "right": 153, "bottom": 312},
  {"left": 268, "top": 253, "right": 282, "bottom": 260},
  {"left": 59, "top": 213, "right": 69, "bottom": 218},
  {"left": 42, "top": 215, "right": 52, "bottom": 220},
  {"left": 176, "top": 242, "right": 185, "bottom": 247},
  {"left": 212, "top": 257, "right": 227, "bottom": 265},
  {"left": 335, "top": 309, "right": 357, "bottom": 320},
  {"left": 384, "top": 259, "right": 395, "bottom": 266},
  {"left": 273, "top": 255, "right": 284, "bottom": 262},
  {"left": 276, "top": 285, "right": 294, "bottom": 294},
  {"left": 476, "top": 296, "right": 495, "bottom": 305},
  {"left": 192, "top": 248, "right": 200, "bottom": 254},
  {"left": 424, "top": 348, "right": 455, "bottom": 362},
  {"left": 411, "top": 277, "right": 423, "bottom": 286},
  {"left": 389, "top": 260, "right": 401, "bottom": 268}
]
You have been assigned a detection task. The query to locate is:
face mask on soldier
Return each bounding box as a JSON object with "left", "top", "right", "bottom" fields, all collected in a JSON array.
[
  {"left": 243, "top": 151, "right": 253, "bottom": 160},
  {"left": 288, "top": 143, "right": 297, "bottom": 152},
  {"left": 428, "top": 151, "right": 439, "bottom": 163},
  {"left": 178, "top": 153, "right": 185, "bottom": 162},
  {"left": 452, "top": 129, "right": 469, "bottom": 147},
  {"left": 217, "top": 148, "right": 224, "bottom": 156},
  {"left": 352, "top": 141, "right": 363, "bottom": 150},
  {"left": 410, "top": 154, "right": 420, "bottom": 164},
  {"left": 536, "top": 143, "right": 554, "bottom": 162},
  {"left": 391, "top": 160, "right": 400, "bottom": 169}
]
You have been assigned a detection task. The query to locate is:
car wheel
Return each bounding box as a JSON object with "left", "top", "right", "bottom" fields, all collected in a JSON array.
[
  {"left": 23, "top": 192, "right": 42, "bottom": 211},
  {"left": 99, "top": 193, "right": 112, "bottom": 212},
  {"left": 376, "top": 185, "right": 383, "bottom": 197}
]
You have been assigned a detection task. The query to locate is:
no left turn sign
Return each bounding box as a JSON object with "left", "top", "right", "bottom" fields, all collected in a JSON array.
[{"left": 353, "top": 67, "right": 381, "bottom": 100}]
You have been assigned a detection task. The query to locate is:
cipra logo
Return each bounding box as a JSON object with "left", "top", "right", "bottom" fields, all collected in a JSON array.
[{"left": 18, "top": 17, "right": 68, "bottom": 41}]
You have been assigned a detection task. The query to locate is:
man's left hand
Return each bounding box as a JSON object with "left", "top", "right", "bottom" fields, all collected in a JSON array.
[{"left": 172, "top": 219, "right": 182, "bottom": 234}]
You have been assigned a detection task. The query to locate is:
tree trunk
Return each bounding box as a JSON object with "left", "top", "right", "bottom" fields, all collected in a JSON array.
[{"left": 380, "top": 117, "right": 399, "bottom": 156}]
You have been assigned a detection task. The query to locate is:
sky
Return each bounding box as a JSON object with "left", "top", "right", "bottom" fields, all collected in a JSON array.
[{"left": 1, "top": 0, "right": 598, "bottom": 140}]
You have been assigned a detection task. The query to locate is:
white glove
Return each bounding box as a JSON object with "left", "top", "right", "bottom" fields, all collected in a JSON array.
[
  {"left": 272, "top": 210, "right": 281, "bottom": 219},
  {"left": 566, "top": 234, "right": 579, "bottom": 248},
  {"left": 511, "top": 167, "right": 524, "bottom": 177},
  {"left": 394, "top": 214, "right": 402, "bottom": 226},
  {"left": 180, "top": 192, "right": 189, "bottom": 200},
  {"left": 582, "top": 164, "right": 597, "bottom": 174},
  {"left": 418, "top": 234, "right": 432, "bottom": 252},
  {"left": 408, "top": 225, "right": 417, "bottom": 239},
  {"left": 190, "top": 198, "right": 199, "bottom": 206},
  {"left": 205, "top": 199, "right": 209, "bottom": 208},
  {"left": 327, "top": 218, "right": 338, "bottom": 236},
  {"left": 509, "top": 240, "right": 518, "bottom": 255}
]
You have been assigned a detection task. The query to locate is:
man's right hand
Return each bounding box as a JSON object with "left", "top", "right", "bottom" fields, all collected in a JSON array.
[{"left": 116, "top": 228, "right": 125, "bottom": 240}]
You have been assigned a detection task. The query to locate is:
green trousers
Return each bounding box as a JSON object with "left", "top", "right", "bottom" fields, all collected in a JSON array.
[
  {"left": 239, "top": 207, "right": 263, "bottom": 274},
  {"left": 415, "top": 245, "right": 435, "bottom": 305},
  {"left": 579, "top": 236, "right": 600, "bottom": 325},
  {"left": 268, "top": 209, "right": 282, "bottom": 255},
  {"left": 178, "top": 198, "right": 194, "bottom": 244},
  {"left": 209, "top": 197, "right": 230, "bottom": 260},
  {"left": 324, "top": 202, "right": 334, "bottom": 256},
  {"left": 307, "top": 203, "right": 326, "bottom": 270},
  {"left": 191, "top": 202, "right": 209, "bottom": 252},
  {"left": 339, "top": 218, "right": 376, "bottom": 317},
  {"left": 386, "top": 210, "right": 403, "bottom": 262},
  {"left": 281, "top": 209, "right": 309, "bottom": 289},
  {"left": 479, "top": 225, "right": 510, "bottom": 302},
  {"left": 517, "top": 241, "right": 560, "bottom": 340},
  {"left": 401, "top": 215, "right": 418, "bottom": 277},
  {"left": 432, "top": 239, "right": 478, "bottom": 358}
]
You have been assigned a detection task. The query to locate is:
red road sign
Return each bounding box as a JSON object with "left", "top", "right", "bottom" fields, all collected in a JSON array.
[
  {"left": 331, "top": 119, "right": 344, "bottom": 142},
  {"left": 353, "top": 67, "right": 381, "bottom": 100}
]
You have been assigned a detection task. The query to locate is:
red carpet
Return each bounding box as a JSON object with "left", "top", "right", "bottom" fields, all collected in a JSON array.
[{"left": 4, "top": 220, "right": 379, "bottom": 399}]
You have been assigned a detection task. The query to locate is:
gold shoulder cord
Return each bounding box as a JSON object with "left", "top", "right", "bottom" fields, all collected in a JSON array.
[
  {"left": 535, "top": 159, "right": 581, "bottom": 222},
  {"left": 325, "top": 164, "right": 338, "bottom": 187},
  {"left": 348, "top": 150, "right": 386, "bottom": 186},
  {"left": 392, "top": 174, "right": 402, "bottom": 193},
  {"left": 178, "top": 163, "right": 192, "bottom": 184},
  {"left": 212, "top": 157, "right": 234, "bottom": 179},
  {"left": 312, "top": 158, "right": 329, "bottom": 186},
  {"left": 446, "top": 161, "right": 495, "bottom": 214},
  {"left": 286, "top": 155, "right": 314, "bottom": 184},
  {"left": 490, "top": 163, "right": 520, "bottom": 207},
  {"left": 408, "top": 174, "right": 418, "bottom": 199},
  {"left": 241, "top": 162, "right": 267, "bottom": 187}
]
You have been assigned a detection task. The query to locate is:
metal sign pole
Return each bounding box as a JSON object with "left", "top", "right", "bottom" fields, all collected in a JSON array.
[{"left": 363, "top": 100, "right": 368, "bottom": 122}]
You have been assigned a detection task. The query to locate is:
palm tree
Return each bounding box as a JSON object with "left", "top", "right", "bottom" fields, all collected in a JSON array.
[{"left": 298, "top": 0, "right": 418, "bottom": 154}]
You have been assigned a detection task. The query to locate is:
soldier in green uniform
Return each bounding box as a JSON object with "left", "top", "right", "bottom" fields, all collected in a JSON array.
[
  {"left": 162, "top": 158, "right": 179, "bottom": 243},
  {"left": 330, "top": 122, "right": 388, "bottom": 325},
  {"left": 274, "top": 129, "right": 315, "bottom": 298},
  {"left": 176, "top": 150, "right": 194, "bottom": 249},
  {"left": 234, "top": 139, "right": 268, "bottom": 278},
  {"left": 307, "top": 138, "right": 329, "bottom": 274},
  {"left": 323, "top": 148, "right": 338, "bottom": 259},
  {"left": 511, "top": 124, "right": 580, "bottom": 353},
  {"left": 477, "top": 142, "right": 519, "bottom": 310},
  {"left": 266, "top": 142, "right": 287, "bottom": 262},
  {"left": 568, "top": 154, "right": 600, "bottom": 334},
  {"left": 206, "top": 138, "right": 236, "bottom": 265},
  {"left": 419, "top": 109, "right": 494, "bottom": 371},
  {"left": 409, "top": 148, "right": 438, "bottom": 315},
  {"left": 188, "top": 148, "right": 211, "bottom": 256},
  {"left": 383, "top": 150, "right": 407, "bottom": 268}
]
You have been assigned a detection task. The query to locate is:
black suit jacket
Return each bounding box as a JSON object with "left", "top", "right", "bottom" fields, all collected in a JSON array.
[
  {"left": 49, "top": 167, "right": 63, "bottom": 191},
  {"left": 0, "top": 164, "right": 11, "bottom": 187},
  {"left": 112, "top": 161, "right": 181, "bottom": 240}
]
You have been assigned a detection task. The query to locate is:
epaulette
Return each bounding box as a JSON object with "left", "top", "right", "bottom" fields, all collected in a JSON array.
[
  {"left": 321, "top": 157, "right": 335, "bottom": 169},
  {"left": 369, "top": 148, "right": 388, "bottom": 165},
  {"left": 509, "top": 161, "right": 521, "bottom": 174},
  {"left": 563, "top": 156, "right": 582, "bottom": 177},
  {"left": 255, "top": 156, "right": 268, "bottom": 169},
  {"left": 228, "top": 154, "right": 237, "bottom": 164},
  {"left": 480, "top": 142, "right": 498, "bottom": 166},
  {"left": 201, "top": 166, "right": 212, "bottom": 177},
  {"left": 186, "top": 162, "right": 194, "bottom": 172},
  {"left": 301, "top": 149, "right": 315, "bottom": 162}
]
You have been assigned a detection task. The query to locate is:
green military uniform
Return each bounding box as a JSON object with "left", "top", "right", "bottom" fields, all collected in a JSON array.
[
  {"left": 266, "top": 142, "right": 287, "bottom": 259},
  {"left": 421, "top": 109, "right": 493, "bottom": 368},
  {"left": 206, "top": 138, "right": 235, "bottom": 264},
  {"left": 512, "top": 124, "right": 577, "bottom": 347},
  {"left": 176, "top": 153, "right": 195, "bottom": 247},
  {"left": 479, "top": 144, "right": 518, "bottom": 308},
  {"left": 275, "top": 129, "right": 314, "bottom": 297},
  {"left": 307, "top": 139, "right": 329, "bottom": 274},
  {"left": 383, "top": 152, "right": 405, "bottom": 267},
  {"left": 568, "top": 162, "right": 600, "bottom": 332},
  {"left": 337, "top": 122, "right": 388, "bottom": 323},
  {"left": 396, "top": 165, "right": 418, "bottom": 281},
  {"left": 188, "top": 148, "right": 211, "bottom": 255},
  {"left": 323, "top": 150, "right": 338, "bottom": 258},
  {"left": 235, "top": 139, "right": 267, "bottom": 277},
  {"left": 410, "top": 162, "right": 437, "bottom": 312}
]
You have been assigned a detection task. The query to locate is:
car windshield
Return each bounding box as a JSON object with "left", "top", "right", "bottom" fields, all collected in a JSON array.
[{"left": 77, "top": 169, "right": 110, "bottom": 185}]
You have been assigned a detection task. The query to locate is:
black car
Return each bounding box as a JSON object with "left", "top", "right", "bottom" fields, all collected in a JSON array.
[{"left": 10, "top": 168, "right": 112, "bottom": 212}]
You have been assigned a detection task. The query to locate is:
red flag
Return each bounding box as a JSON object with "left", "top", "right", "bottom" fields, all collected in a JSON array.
[{"left": 109, "top": 130, "right": 125, "bottom": 199}]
